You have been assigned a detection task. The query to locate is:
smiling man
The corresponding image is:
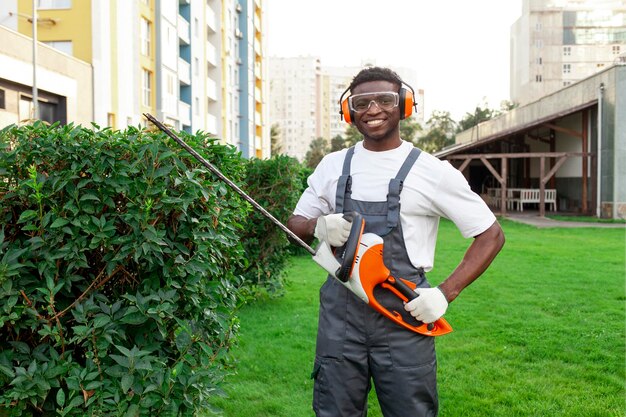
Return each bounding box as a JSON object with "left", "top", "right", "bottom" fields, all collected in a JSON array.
[{"left": 287, "top": 67, "right": 505, "bottom": 417}]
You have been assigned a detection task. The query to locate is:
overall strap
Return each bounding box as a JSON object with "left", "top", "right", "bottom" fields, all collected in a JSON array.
[
  {"left": 335, "top": 146, "right": 356, "bottom": 213},
  {"left": 387, "top": 147, "right": 422, "bottom": 229}
]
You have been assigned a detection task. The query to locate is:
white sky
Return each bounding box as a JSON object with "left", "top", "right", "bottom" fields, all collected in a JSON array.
[{"left": 265, "top": 0, "right": 523, "bottom": 121}]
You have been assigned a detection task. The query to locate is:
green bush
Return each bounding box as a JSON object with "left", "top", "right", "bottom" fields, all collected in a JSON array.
[
  {"left": 238, "top": 155, "right": 305, "bottom": 297},
  {"left": 0, "top": 122, "right": 252, "bottom": 416}
]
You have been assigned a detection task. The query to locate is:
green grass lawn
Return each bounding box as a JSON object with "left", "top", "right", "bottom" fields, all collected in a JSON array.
[{"left": 207, "top": 219, "right": 626, "bottom": 417}]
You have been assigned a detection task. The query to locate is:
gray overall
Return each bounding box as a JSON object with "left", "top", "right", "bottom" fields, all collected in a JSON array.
[{"left": 312, "top": 146, "right": 438, "bottom": 417}]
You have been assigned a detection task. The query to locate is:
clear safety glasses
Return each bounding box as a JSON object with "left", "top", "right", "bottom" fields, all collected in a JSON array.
[{"left": 348, "top": 92, "right": 400, "bottom": 113}]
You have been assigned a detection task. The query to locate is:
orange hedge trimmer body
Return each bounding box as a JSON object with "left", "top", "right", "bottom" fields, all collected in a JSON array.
[{"left": 145, "top": 114, "right": 452, "bottom": 337}]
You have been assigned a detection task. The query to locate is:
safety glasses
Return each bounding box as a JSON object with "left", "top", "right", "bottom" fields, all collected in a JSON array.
[{"left": 348, "top": 92, "right": 400, "bottom": 113}]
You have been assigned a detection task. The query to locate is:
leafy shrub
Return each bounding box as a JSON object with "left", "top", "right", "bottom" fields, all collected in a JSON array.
[
  {"left": 0, "top": 122, "right": 251, "bottom": 416},
  {"left": 238, "top": 155, "right": 305, "bottom": 297}
]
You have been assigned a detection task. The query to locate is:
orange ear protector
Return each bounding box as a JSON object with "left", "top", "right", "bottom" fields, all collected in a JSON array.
[{"left": 339, "top": 82, "right": 417, "bottom": 124}]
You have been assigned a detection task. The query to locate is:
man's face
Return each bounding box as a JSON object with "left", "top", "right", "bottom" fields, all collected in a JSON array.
[{"left": 351, "top": 80, "right": 401, "bottom": 143}]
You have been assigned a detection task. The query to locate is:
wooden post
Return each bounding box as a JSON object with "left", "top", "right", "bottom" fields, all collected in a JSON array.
[
  {"left": 501, "top": 157, "right": 507, "bottom": 216},
  {"left": 539, "top": 156, "right": 546, "bottom": 217},
  {"left": 582, "top": 110, "right": 588, "bottom": 213}
]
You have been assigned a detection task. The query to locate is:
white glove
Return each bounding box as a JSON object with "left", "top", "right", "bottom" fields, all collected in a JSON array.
[
  {"left": 404, "top": 287, "right": 448, "bottom": 323},
  {"left": 314, "top": 214, "right": 352, "bottom": 247}
]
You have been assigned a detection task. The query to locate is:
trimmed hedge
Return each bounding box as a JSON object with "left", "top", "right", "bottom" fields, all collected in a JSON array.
[
  {"left": 238, "top": 155, "right": 304, "bottom": 296},
  {"left": 0, "top": 122, "right": 303, "bottom": 416}
]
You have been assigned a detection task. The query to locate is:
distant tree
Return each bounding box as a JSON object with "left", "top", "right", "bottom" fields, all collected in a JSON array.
[
  {"left": 457, "top": 102, "right": 497, "bottom": 133},
  {"left": 344, "top": 125, "right": 362, "bottom": 147},
  {"left": 270, "top": 123, "right": 282, "bottom": 155},
  {"left": 330, "top": 134, "right": 346, "bottom": 152},
  {"left": 499, "top": 100, "right": 518, "bottom": 112},
  {"left": 417, "top": 110, "right": 456, "bottom": 153},
  {"left": 304, "top": 137, "right": 329, "bottom": 168},
  {"left": 399, "top": 117, "right": 423, "bottom": 145}
]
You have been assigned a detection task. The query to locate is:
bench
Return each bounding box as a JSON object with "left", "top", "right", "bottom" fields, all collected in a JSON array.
[{"left": 517, "top": 189, "right": 557, "bottom": 212}]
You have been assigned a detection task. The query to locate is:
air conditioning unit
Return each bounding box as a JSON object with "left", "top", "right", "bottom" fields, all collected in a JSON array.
[{"left": 235, "top": 29, "right": 243, "bottom": 39}]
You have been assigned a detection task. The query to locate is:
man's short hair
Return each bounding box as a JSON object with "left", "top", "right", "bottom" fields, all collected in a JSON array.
[{"left": 348, "top": 67, "right": 403, "bottom": 92}]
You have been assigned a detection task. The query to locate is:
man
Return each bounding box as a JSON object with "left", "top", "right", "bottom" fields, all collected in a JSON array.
[{"left": 286, "top": 67, "right": 505, "bottom": 417}]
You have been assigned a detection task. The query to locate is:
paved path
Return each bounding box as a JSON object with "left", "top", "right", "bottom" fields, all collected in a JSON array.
[{"left": 504, "top": 212, "right": 626, "bottom": 229}]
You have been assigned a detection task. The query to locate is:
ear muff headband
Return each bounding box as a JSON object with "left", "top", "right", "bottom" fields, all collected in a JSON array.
[
  {"left": 339, "top": 86, "right": 353, "bottom": 124},
  {"left": 339, "top": 82, "right": 417, "bottom": 124}
]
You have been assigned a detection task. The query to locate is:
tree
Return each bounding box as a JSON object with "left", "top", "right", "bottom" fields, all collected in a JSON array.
[
  {"left": 270, "top": 123, "right": 282, "bottom": 155},
  {"left": 330, "top": 134, "right": 346, "bottom": 152},
  {"left": 399, "top": 117, "right": 423, "bottom": 145},
  {"left": 417, "top": 110, "right": 456, "bottom": 153},
  {"left": 304, "top": 137, "right": 329, "bottom": 168},
  {"left": 456, "top": 100, "right": 497, "bottom": 133},
  {"left": 344, "top": 124, "right": 362, "bottom": 148}
]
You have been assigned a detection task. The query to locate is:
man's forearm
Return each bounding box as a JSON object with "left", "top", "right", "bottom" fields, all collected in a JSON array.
[
  {"left": 438, "top": 221, "right": 505, "bottom": 303},
  {"left": 286, "top": 214, "right": 318, "bottom": 245}
]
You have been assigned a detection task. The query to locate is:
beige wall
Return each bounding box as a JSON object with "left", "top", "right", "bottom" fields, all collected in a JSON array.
[{"left": 0, "top": 25, "right": 93, "bottom": 126}]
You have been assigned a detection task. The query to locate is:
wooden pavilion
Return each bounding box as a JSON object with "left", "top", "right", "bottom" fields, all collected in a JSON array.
[{"left": 435, "top": 64, "right": 626, "bottom": 219}]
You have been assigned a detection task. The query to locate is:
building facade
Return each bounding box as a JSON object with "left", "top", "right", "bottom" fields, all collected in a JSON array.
[
  {"left": 0, "top": 25, "right": 93, "bottom": 126},
  {"left": 0, "top": 0, "right": 269, "bottom": 158},
  {"left": 511, "top": 0, "right": 626, "bottom": 105}
]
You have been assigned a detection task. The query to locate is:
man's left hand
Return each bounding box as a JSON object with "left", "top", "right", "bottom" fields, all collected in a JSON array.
[{"left": 404, "top": 287, "right": 448, "bottom": 323}]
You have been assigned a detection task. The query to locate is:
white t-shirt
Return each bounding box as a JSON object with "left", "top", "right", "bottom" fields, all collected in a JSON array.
[{"left": 294, "top": 140, "right": 496, "bottom": 271}]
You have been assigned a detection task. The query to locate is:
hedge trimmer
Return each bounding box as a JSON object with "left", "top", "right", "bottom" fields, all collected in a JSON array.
[{"left": 144, "top": 114, "right": 452, "bottom": 337}]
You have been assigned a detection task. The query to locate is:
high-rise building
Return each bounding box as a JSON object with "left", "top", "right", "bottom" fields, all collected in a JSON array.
[
  {"left": 510, "top": 0, "right": 626, "bottom": 105},
  {"left": 0, "top": 0, "right": 269, "bottom": 158},
  {"left": 268, "top": 56, "right": 321, "bottom": 160}
]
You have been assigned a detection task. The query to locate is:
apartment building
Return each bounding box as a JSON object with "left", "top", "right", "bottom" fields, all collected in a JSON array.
[
  {"left": 0, "top": 0, "right": 269, "bottom": 158},
  {"left": 510, "top": 0, "right": 626, "bottom": 105},
  {"left": 268, "top": 56, "right": 321, "bottom": 161}
]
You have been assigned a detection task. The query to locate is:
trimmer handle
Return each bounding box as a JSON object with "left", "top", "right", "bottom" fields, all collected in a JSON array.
[
  {"left": 385, "top": 277, "right": 437, "bottom": 332},
  {"left": 334, "top": 212, "right": 365, "bottom": 282}
]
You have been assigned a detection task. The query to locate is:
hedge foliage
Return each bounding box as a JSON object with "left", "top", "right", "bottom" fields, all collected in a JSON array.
[
  {"left": 238, "top": 155, "right": 304, "bottom": 296},
  {"left": 0, "top": 122, "right": 304, "bottom": 416}
]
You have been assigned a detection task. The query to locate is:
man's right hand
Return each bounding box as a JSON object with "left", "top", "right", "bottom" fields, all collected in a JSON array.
[{"left": 314, "top": 214, "right": 352, "bottom": 247}]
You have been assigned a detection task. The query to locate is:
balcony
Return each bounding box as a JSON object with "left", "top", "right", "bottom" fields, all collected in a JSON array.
[
  {"left": 178, "top": 58, "right": 190, "bottom": 85},
  {"left": 206, "top": 41, "right": 217, "bottom": 67},
  {"left": 207, "top": 77, "right": 217, "bottom": 101},
  {"left": 206, "top": 113, "right": 217, "bottom": 135},
  {"left": 178, "top": 15, "right": 190, "bottom": 45},
  {"left": 206, "top": 5, "right": 217, "bottom": 33},
  {"left": 178, "top": 101, "right": 191, "bottom": 126}
]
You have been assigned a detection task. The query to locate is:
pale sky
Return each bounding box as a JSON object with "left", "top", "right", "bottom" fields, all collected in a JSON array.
[{"left": 266, "top": 0, "right": 523, "bottom": 121}]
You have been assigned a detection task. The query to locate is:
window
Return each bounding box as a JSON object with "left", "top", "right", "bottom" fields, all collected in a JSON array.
[
  {"left": 563, "top": 46, "right": 571, "bottom": 56},
  {"left": 563, "top": 64, "right": 571, "bottom": 74},
  {"left": 0, "top": 89, "right": 5, "bottom": 109},
  {"left": 38, "top": 0, "right": 71, "bottom": 9},
  {"left": 535, "top": 75, "right": 543, "bottom": 82},
  {"left": 141, "top": 69, "right": 152, "bottom": 107},
  {"left": 613, "top": 45, "right": 621, "bottom": 55},
  {"left": 43, "top": 40, "right": 73, "bottom": 55},
  {"left": 166, "top": 73, "right": 175, "bottom": 95},
  {"left": 140, "top": 17, "right": 151, "bottom": 56},
  {"left": 536, "top": 57, "right": 543, "bottom": 65},
  {"left": 107, "top": 112, "right": 116, "bottom": 128},
  {"left": 19, "top": 95, "right": 33, "bottom": 120}
]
